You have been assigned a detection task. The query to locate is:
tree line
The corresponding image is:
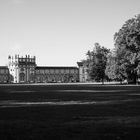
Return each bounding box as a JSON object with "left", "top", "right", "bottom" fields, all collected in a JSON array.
[{"left": 82, "top": 14, "right": 140, "bottom": 84}]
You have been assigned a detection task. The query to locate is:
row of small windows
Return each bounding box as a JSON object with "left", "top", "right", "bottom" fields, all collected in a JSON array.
[
  {"left": 0, "top": 75, "right": 8, "bottom": 81},
  {"left": 0, "top": 69, "right": 78, "bottom": 74},
  {"left": 0, "top": 69, "right": 9, "bottom": 74},
  {"left": 19, "top": 58, "right": 35, "bottom": 62},
  {"left": 36, "top": 69, "right": 78, "bottom": 74},
  {"left": 36, "top": 74, "right": 78, "bottom": 83},
  {"left": 9, "top": 68, "right": 34, "bottom": 72}
]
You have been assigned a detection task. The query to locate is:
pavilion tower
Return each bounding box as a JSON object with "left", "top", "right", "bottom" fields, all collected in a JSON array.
[{"left": 8, "top": 55, "right": 36, "bottom": 83}]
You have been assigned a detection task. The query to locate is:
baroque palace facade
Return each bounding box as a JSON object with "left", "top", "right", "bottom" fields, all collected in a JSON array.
[{"left": 0, "top": 55, "right": 82, "bottom": 83}]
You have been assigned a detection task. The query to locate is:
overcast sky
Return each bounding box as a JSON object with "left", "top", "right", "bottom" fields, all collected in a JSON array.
[{"left": 0, "top": 0, "right": 140, "bottom": 66}]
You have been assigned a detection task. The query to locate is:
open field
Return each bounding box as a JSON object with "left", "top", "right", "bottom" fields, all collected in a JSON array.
[{"left": 0, "top": 83, "right": 140, "bottom": 140}]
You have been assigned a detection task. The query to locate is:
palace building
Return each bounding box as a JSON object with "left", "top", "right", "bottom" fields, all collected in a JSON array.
[
  {"left": 0, "top": 55, "right": 80, "bottom": 83},
  {"left": 8, "top": 55, "right": 36, "bottom": 83},
  {"left": 0, "top": 66, "right": 9, "bottom": 83},
  {"left": 77, "top": 61, "right": 89, "bottom": 82},
  {"left": 35, "top": 66, "right": 79, "bottom": 83}
]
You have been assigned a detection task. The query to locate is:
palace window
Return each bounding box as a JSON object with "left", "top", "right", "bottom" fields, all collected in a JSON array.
[
  {"left": 20, "top": 73, "right": 25, "bottom": 81},
  {"left": 60, "top": 69, "right": 64, "bottom": 73},
  {"left": 70, "top": 69, "right": 74, "bottom": 74},
  {"left": 50, "top": 69, "right": 54, "bottom": 74},
  {"left": 45, "top": 69, "right": 48, "bottom": 73},
  {"left": 30, "top": 74, "right": 34, "bottom": 82},
  {"left": 66, "top": 69, "right": 69, "bottom": 73},
  {"left": 21, "top": 68, "right": 24, "bottom": 71},
  {"left": 55, "top": 69, "right": 59, "bottom": 74},
  {"left": 1, "top": 69, "right": 4, "bottom": 74},
  {"left": 82, "top": 68, "right": 85, "bottom": 73}
]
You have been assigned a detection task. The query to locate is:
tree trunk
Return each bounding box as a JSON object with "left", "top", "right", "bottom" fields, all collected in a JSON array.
[
  {"left": 130, "top": 73, "right": 137, "bottom": 84},
  {"left": 102, "top": 78, "right": 104, "bottom": 85}
]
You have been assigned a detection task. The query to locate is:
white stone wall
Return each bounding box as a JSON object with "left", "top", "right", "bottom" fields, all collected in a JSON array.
[{"left": 8, "top": 55, "right": 19, "bottom": 83}]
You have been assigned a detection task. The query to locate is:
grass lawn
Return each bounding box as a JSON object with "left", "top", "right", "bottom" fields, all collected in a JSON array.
[{"left": 0, "top": 83, "right": 140, "bottom": 140}]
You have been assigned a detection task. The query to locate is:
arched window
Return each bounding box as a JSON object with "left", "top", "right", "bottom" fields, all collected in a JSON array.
[
  {"left": 20, "top": 73, "right": 25, "bottom": 82},
  {"left": 30, "top": 73, "right": 34, "bottom": 82},
  {"left": 21, "top": 68, "right": 24, "bottom": 71}
]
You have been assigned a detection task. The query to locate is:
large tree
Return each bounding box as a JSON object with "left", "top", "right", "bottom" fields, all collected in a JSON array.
[
  {"left": 105, "top": 50, "right": 117, "bottom": 81},
  {"left": 87, "top": 43, "right": 110, "bottom": 83},
  {"left": 114, "top": 14, "right": 140, "bottom": 83},
  {"left": 105, "top": 49, "right": 127, "bottom": 82}
]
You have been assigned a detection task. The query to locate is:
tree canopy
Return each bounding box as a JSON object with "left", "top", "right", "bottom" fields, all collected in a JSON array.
[
  {"left": 86, "top": 43, "right": 110, "bottom": 83},
  {"left": 81, "top": 14, "right": 140, "bottom": 84},
  {"left": 114, "top": 14, "right": 140, "bottom": 83}
]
